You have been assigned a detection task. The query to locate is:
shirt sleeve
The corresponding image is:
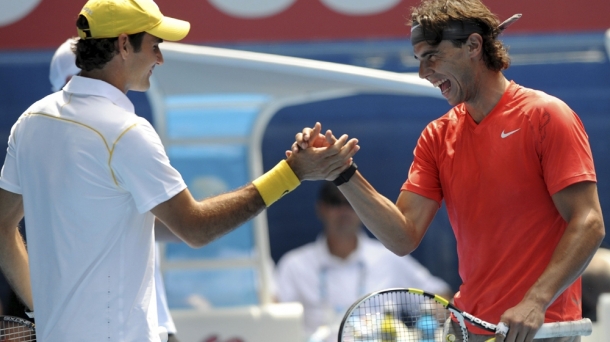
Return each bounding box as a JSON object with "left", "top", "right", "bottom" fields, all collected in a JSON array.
[
  {"left": 111, "top": 119, "right": 187, "bottom": 213},
  {"left": 533, "top": 98, "right": 596, "bottom": 195},
  {"left": 401, "top": 124, "right": 443, "bottom": 204},
  {"left": 0, "top": 118, "right": 23, "bottom": 194}
]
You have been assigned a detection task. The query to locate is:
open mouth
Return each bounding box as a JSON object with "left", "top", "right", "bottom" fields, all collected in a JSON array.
[{"left": 433, "top": 79, "right": 451, "bottom": 95}]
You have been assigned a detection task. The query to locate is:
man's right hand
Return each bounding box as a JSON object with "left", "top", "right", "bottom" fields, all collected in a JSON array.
[{"left": 286, "top": 122, "right": 359, "bottom": 182}]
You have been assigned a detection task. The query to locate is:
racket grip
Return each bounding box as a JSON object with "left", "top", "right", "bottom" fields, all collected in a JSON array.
[{"left": 534, "top": 318, "right": 593, "bottom": 338}]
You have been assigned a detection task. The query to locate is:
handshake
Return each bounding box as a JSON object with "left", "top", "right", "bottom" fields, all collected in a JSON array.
[
  {"left": 284, "top": 122, "right": 360, "bottom": 183},
  {"left": 252, "top": 122, "right": 360, "bottom": 207}
]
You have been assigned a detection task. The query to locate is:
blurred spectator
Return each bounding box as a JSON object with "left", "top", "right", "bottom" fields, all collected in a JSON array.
[{"left": 274, "top": 181, "right": 452, "bottom": 341}]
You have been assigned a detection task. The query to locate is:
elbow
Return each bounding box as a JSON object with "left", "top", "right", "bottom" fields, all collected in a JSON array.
[
  {"left": 184, "top": 240, "right": 206, "bottom": 249},
  {"left": 165, "top": 225, "right": 209, "bottom": 249},
  {"left": 582, "top": 212, "right": 606, "bottom": 250},
  {"left": 181, "top": 234, "right": 210, "bottom": 249},
  {"left": 593, "top": 217, "right": 605, "bottom": 245},
  {"left": 391, "top": 240, "right": 420, "bottom": 257}
]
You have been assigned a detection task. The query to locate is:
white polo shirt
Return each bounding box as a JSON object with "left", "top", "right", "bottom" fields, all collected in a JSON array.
[
  {"left": 155, "top": 244, "right": 176, "bottom": 335},
  {"left": 274, "top": 232, "right": 451, "bottom": 338},
  {"left": 0, "top": 76, "right": 186, "bottom": 341}
]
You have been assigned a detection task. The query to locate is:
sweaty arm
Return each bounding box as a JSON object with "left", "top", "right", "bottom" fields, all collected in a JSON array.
[
  {"left": 151, "top": 185, "right": 265, "bottom": 248},
  {"left": 337, "top": 173, "right": 439, "bottom": 256},
  {"left": 293, "top": 122, "right": 438, "bottom": 256},
  {"left": 0, "top": 188, "right": 33, "bottom": 310},
  {"left": 152, "top": 132, "right": 360, "bottom": 248},
  {"left": 496, "top": 181, "right": 605, "bottom": 342}
]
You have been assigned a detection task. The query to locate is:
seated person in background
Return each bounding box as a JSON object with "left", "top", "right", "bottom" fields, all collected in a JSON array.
[
  {"left": 582, "top": 246, "right": 610, "bottom": 321},
  {"left": 274, "top": 181, "right": 452, "bottom": 339}
]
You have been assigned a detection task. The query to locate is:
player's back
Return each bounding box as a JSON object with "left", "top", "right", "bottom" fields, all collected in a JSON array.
[{"left": 4, "top": 79, "right": 159, "bottom": 341}]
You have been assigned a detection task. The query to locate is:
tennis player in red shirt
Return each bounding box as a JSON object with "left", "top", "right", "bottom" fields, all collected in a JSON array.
[{"left": 293, "top": 1, "right": 604, "bottom": 341}]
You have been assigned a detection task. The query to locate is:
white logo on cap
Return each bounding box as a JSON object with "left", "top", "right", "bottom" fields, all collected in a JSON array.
[{"left": 0, "top": 0, "right": 42, "bottom": 27}]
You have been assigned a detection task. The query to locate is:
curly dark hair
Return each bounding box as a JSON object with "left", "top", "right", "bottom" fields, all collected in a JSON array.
[
  {"left": 74, "top": 15, "right": 146, "bottom": 72},
  {"left": 410, "top": 0, "right": 511, "bottom": 71}
]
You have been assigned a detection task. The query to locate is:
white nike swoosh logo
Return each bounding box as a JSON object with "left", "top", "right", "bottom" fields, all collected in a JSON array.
[{"left": 501, "top": 128, "right": 521, "bottom": 138}]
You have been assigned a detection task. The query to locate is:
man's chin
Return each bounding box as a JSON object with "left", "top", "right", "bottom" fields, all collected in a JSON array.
[{"left": 445, "top": 95, "right": 462, "bottom": 107}]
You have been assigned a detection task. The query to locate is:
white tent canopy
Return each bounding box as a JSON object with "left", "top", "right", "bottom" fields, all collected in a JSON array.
[{"left": 150, "top": 42, "right": 438, "bottom": 99}]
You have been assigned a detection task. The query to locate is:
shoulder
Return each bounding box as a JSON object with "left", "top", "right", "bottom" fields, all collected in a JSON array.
[
  {"left": 427, "top": 105, "right": 462, "bottom": 130},
  {"left": 112, "top": 117, "right": 159, "bottom": 148},
  {"left": 420, "top": 105, "right": 463, "bottom": 139},
  {"left": 511, "top": 85, "right": 587, "bottom": 145},
  {"left": 16, "top": 93, "right": 64, "bottom": 122},
  {"left": 413, "top": 106, "right": 463, "bottom": 155},
  {"left": 107, "top": 117, "right": 169, "bottom": 170},
  {"left": 511, "top": 84, "right": 575, "bottom": 120},
  {"left": 119, "top": 116, "right": 156, "bottom": 137},
  {"left": 9, "top": 93, "right": 70, "bottom": 139}
]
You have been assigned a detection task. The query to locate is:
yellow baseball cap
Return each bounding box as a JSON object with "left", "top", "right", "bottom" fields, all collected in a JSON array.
[{"left": 77, "top": 0, "right": 190, "bottom": 41}]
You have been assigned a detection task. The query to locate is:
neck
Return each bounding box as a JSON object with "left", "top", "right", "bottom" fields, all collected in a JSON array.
[
  {"left": 465, "top": 71, "right": 510, "bottom": 123},
  {"left": 80, "top": 59, "right": 129, "bottom": 94},
  {"left": 326, "top": 232, "right": 358, "bottom": 260}
]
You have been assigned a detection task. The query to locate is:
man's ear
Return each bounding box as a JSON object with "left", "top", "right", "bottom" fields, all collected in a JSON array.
[
  {"left": 466, "top": 33, "right": 483, "bottom": 58},
  {"left": 117, "top": 33, "right": 130, "bottom": 59}
]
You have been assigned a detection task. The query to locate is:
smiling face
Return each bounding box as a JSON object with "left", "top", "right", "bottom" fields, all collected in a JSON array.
[
  {"left": 125, "top": 33, "right": 164, "bottom": 92},
  {"left": 414, "top": 38, "right": 479, "bottom": 106}
]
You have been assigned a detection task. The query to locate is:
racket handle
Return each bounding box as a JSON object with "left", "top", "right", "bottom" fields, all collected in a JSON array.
[{"left": 535, "top": 318, "right": 593, "bottom": 338}]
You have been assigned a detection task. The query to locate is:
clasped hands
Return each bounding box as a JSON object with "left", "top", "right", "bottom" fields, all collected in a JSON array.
[{"left": 285, "top": 122, "right": 359, "bottom": 182}]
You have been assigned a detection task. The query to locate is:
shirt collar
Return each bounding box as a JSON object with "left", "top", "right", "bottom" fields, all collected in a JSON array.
[{"left": 63, "top": 76, "right": 135, "bottom": 113}]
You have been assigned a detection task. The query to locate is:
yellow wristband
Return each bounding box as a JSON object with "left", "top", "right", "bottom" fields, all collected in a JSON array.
[{"left": 252, "top": 160, "right": 301, "bottom": 207}]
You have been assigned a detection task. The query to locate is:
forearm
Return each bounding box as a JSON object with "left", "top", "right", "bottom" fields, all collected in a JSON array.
[
  {"left": 171, "top": 185, "right": 266, "bottom": 248},
  {"left": 0, "top": 227, "right": 33, "bottom": 310},
  {"left": 155, "top": 132, "right": 360, "bottom": 248},
  {"left": 154, "top": 160, "right": 300, "bottom": 248},
  {"left": 339, "top": 173, "right": 430, "bottom": 256},
  {"left": 523, "top": 211, "right": 604, "bottom": 310},
  {"left": 498, "top": 183, "right": 605, "bottom": 336}
]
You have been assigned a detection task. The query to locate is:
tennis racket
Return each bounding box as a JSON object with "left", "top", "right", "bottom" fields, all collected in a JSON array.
[
  {"left": 0, "top": 316, "right": 168, "bottom": 342},
  {"left": 337, "top": 288, "right": 592, "bottom": 342},
  {"left": 0, "top": 315, "right": 36, "bottom": 341}
]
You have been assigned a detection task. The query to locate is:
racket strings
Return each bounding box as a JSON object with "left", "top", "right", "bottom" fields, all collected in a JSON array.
[
  {"left": 0, "top": 320, "right": 36, "bottom": 342},
  {"left": 341, "top": 291, "right": 450, "bottom": 342}
]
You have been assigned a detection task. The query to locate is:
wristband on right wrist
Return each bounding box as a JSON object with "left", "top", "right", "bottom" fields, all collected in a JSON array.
[
  {"left": 333, "top": 162, "right": 358, "bottom": 186},
  {"left": 252, "top": 160, "right": 301, "bottom": 207}
]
